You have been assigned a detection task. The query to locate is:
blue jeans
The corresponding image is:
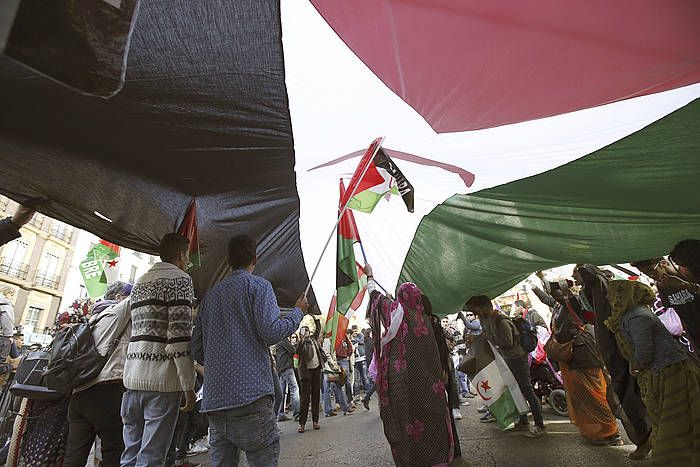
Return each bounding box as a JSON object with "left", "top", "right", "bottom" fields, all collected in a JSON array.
[
  {"left": 208, "top": 396, "right": 279, "bottom": 467},
  {"left": 120, "top": 390, "right": 181, "bottom": 467},
  {"left": 457, "top": 371, "right": 470, "bottom": 394},
  {"left": 277, "top": 368, "right": 300, "bottom": 417},
  {"left": 354, "top": 360, "right": 369, "bottom": 393},
  {"left": 272, "top": 368, "right": 283, "bottom": 416},
  {"left": 322, "top": 373, "right": 349, "bottom": 415},
  {"left": 337, "top": 358, "right": 354, "bottom": 402},
  {"left": 363, "top": 378, "right": 376, "bottom": 402}
]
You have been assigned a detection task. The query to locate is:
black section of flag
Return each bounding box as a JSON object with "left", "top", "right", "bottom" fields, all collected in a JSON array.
[
  {"left": 4, "top": 0, "right": 140, "bottom": 97},
  {"left": 375, "top": 148, "right": 415, "bottom": 212}
]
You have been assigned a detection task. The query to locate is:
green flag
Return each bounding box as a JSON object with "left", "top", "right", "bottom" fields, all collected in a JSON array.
[{"left": 79, "top": 240, "right": 120, "bottom": 298}]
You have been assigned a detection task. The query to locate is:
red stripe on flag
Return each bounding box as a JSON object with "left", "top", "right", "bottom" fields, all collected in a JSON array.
[
  {"left": 99, "top": 239, "right": 120, "bottom": 255},
  {"left": 335, "top": 315, "right": 350, "bottom": 351},
  {"left": 340, "top": 137, "right": 384, "bottom": 207},
  {"left": 338, "top": 180, "right": 361, "bottom": 241},
  {"left": 177, "top": 198, "right": 200, "bottom": 266}
]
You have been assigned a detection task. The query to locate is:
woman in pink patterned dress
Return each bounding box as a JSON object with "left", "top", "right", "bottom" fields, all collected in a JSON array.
[{"left": 366, "top": 265, "right": 454, "bottom": 467}]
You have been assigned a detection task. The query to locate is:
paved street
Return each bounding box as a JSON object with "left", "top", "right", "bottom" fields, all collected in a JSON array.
[{"left": 191, "top": 398, "right": 652, "bottom": 466}]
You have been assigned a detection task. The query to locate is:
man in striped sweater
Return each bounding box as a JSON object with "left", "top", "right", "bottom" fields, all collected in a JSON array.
[{"left": 121, "top": 233, "right": 197, "bottom": 467}]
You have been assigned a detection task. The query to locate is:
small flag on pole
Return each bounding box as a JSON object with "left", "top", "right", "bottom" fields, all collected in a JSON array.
[
  {"left": 342, "top": 139, "right": 415, "bottom": 214},
  {"left": 177, "top": 198, "right": 201, "bottom": 269}
]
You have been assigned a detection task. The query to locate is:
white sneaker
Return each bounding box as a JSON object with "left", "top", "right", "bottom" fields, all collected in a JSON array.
[
  {"left": 452, "top": 408, "right": 463, "bottom": 420},
  {"left": 186, "top": 438, "right": 210, "bottom": 456}
]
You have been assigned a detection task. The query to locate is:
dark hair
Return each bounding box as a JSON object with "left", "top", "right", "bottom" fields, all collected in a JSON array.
[
  {"left": 228, "top": 235, "right": 257, "bottom": 269},
  {"left": 466, "top": 295, "right": 491, "bottom": 311},
  {"left": 514, "top": 300, "right": 527, "bottom": 309},
  {"left": 159, "top": 233, "right": 189, "bottom": 263},
  {"left": 671, "top": 239, "right": 700, "bottom": 277}
]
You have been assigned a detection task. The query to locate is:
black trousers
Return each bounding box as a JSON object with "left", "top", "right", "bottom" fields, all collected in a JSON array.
[
  {"left": 299, "top": 368, "right": 321, "bottom": 426},
  {"left": 63, "top": 381, "right": 125, "bottom": 467}
]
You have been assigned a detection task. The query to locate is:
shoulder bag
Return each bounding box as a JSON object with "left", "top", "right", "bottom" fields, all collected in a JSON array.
[{"left": 544, "top": 301, "right": 584, "bottom": 363}]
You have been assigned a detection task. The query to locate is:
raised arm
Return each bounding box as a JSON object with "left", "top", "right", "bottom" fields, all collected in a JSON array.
[{"left": 251, "top": 280, "right": 303, "bottom": 345}]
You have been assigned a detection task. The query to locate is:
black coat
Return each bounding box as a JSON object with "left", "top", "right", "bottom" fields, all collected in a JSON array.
[
  {"left": 0, "top": 218, "right": 21, "bottom": 247},
  {"left": 295, "top": 337, "right": 326, "bottom": 381},
  {"left": 534, "top": 286, "right": 603, "bottom": 370},
  {"left": 274, "top": 338, "right": 296, "bottom": 373}
]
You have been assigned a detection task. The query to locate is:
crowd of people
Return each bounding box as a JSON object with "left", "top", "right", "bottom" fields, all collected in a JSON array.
[
  {"left": 1, "top": 202, "right": 699, "bottom": 466},
  {"left": 456, "top": 241, "right": 699, "bottom": 465}
]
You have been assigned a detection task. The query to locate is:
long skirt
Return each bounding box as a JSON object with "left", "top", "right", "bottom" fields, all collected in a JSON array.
[
  {"left": 560, "top": 366, "right": 618, "bottom": 441},
  {"left": 638, "top": 360, "right": 700, "bottom": 466}
]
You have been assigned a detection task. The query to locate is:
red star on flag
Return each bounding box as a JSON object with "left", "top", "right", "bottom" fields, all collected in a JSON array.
[
  {"left": 481, "top": 380, "right": 491, "bottom": 392},
  {"left": 107, "top": 259, "right": 118, "bottom": 268}
]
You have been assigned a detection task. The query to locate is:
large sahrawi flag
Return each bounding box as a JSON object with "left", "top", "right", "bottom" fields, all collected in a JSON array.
[
  {"left": 468, "top": 337, "right": 529, "bottom": 429},
  {"left": 324, "top": 180, "right": 367, "bottom": 350},
  {"left": 2, "top": 0, "right": 140, "bottom": 97},
  {"left": 343, "top": 140, "right": 414, "bottom": 214}
]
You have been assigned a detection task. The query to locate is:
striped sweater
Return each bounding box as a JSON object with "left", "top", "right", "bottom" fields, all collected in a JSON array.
[{"left": 123, "top": 262, "right": 196, "bottom": 393}]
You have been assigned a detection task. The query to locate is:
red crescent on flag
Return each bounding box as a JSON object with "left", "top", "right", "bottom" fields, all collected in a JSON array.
[{"left": 476, "top": 380, "right": 492, "bottom": 401}]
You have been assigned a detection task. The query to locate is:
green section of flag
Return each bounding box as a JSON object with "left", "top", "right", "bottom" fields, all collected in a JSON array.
[
  {"left": 400, "top": 98, "right": 700, "bottom": 316},
  {"left": 336, "top": 235, "right": 359, "bottom": 316},
  {"left": 79, "top": 243, "right": 118, "bottom": 298},
  {"left": 347, "top": 185, "right": 399, "bottom": 213},
  {"left": 347, "top": 190, "right": 386, "bottom": 213},
  {"left": 489, "top": 389, "right": 521, "bottom": 430}
]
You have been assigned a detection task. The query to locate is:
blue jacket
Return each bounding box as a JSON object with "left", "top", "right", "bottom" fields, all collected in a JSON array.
[{"left": 193, "top": 269, "right": 302, "bottom": 412}]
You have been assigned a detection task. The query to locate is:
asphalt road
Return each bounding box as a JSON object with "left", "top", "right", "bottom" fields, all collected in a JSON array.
[{"left": 190, "top": 398, "right": 652, "bottom": 467}]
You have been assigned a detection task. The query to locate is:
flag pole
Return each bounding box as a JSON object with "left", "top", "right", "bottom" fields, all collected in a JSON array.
[
  {"left": 304, "top": 138, "right": 385, "bottom": 297},
  {"left": 358, "top": 241, "right": 390, "bottom": 295}
]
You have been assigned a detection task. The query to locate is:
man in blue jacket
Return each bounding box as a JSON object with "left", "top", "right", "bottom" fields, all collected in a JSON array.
[{"left": 193, "top": 235, "right": 308, "bottom": 467}]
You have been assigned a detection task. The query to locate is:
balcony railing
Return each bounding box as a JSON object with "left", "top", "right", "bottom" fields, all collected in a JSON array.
[
  {"left": 49, "top": 225, "right": 73, "bottom": 243},
  {"left": 0, "top": 259, "right": 30, "bottom": 280},
  {"left": 28, "top": 215, "right": 47, "bottom": 231},
  {"left": 34, "top": 272, "right": 61, "bottom": 289}
]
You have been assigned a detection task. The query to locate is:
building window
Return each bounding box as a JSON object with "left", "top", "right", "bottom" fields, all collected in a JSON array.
[
  {"left": 34, "top": 252, "right": 61, "bottom": 289},
  {"left": 23, "top": 306, "right": 43, "bottom": 334},
  {"left": 50, "top": 221, "right": 73, "bottom": 243},
  {"left": 0, "top": 239, "right": 30, "bottom": 279},
  {"left": 130, "top": 265, "right": 138, "bottom": 283},
  {"left": 28, "top": 213, "right": 46, "bottom": 230}
]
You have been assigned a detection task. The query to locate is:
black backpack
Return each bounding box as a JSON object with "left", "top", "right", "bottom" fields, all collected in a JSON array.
[
  {"left": 42, "top": 314, "right": 114, "bottom": 394},
  {"left": 512, "top": 316, "right": 538, "bottom": 353}
]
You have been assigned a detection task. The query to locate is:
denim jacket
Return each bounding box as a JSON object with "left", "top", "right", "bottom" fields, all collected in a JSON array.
[{"left": 621, "top": 305, "right": 687, "bottom": 374}]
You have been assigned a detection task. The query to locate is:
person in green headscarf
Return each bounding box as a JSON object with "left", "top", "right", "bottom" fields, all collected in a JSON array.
[{"left": 606, "top": 280, "right": 700, "bottom": 466}]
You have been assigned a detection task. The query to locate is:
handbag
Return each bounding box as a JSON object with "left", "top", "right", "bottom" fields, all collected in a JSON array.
[
  {"left": 327, "top": 367, "right": 346, "bottom": 386},
  {"left": 544, "top": 301, "right": 584, "bottom": 363},
  {"left": 10, "top": 349, "right": 64, "bottom": 400},
  {"left": 657, "top": 308, "right": 684, "bottom": 336}
]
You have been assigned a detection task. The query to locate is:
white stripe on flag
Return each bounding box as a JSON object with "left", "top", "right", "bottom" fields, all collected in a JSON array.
[{"left": 488, "top": 341, "right": 529, "bottom": 413}]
